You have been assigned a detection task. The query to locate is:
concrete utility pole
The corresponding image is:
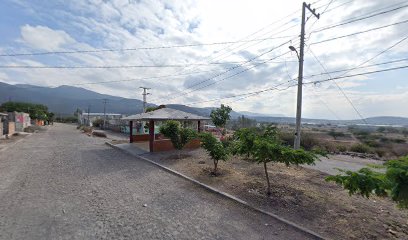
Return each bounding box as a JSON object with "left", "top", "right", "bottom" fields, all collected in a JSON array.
[
  {"left": 292, "top": 2, "right": 320, "bottom": 149},
  {"left": 87, "top": 105, "right": 91, "bottom": 126},
  {"left": 102, "top": 99, "right": 108, "bottom": 129},
  {"left": 140, "top": 87, "right": 151, "bottom": 112}
]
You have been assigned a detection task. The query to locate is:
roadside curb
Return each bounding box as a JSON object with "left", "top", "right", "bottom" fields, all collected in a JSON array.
[{"left": 105, "top": 142, "right": 326, "bottom": 240}]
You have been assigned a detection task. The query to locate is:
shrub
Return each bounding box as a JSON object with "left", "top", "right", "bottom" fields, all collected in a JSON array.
[
  {"left": 327, "top": 155, "right": 408, "bottom": 209},
  {"left": 199, "top": 132, "right": 229, "bottom": 175},
  {"left": 336, "top": 144, "right": 348, "bottom": 152},
  {"left": 392, "top": 138, "right": 406, "bottom": 144},
  {"left": 350, "top": 143, "right": 371, "bottom": 153},
  {"left": 160, "top": 120, "right": 197, "bottom": 158},
  {"left": 92, "top": 119, "right": 104, "bottom": 128}
]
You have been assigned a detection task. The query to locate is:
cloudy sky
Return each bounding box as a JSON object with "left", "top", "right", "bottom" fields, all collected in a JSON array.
[{"left": 0, "top": 0, "right": 407, "bottom": 119}]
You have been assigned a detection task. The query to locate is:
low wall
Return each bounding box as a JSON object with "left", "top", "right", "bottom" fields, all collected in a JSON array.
[
  {"left": 152, "top": 138, "right": 201, "bottom": 152},
  {"left": 8, "top": 122, "right": 15, "bottom": 135},
  {"left": 131, "top": 134, "right": 163, "bottom": 142}
]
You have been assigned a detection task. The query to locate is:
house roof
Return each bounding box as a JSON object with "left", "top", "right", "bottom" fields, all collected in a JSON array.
[
  {"left": 122, "top": 108, "right": 210, "bottom": 121},
  {"left": 81, "top": 113, "right": 122, "bottom": 116}
]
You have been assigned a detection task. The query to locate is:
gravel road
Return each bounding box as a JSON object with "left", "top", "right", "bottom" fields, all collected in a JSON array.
[{"left": 0, "top": 123, "right": 314, "bottom": 240}]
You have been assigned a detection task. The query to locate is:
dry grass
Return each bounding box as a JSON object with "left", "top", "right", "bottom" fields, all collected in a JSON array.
[{"left": 147, "top": 148, "right": 408, "bottom": 240}]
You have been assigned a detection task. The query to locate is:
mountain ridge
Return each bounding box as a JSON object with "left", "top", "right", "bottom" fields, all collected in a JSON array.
[{"left": 1, "top": 82, "right": 407, "bottom": 126}]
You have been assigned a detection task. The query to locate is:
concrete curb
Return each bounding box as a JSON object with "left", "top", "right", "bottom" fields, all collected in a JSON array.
[{"left": 105, "top": 142, "right": 326, "bottom": 240}]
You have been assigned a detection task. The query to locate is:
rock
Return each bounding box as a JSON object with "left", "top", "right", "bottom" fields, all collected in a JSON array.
[
  {"left": 388, "top": 229, "right": 397, "bottom": 236},
  {"left": 143, "top": 204, "right": 147, "bottom": 207},
  {"left": 198, "top": 161, "right": 205, "bottom": 164}
]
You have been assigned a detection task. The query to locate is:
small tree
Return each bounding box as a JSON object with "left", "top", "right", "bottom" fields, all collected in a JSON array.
[
  {"left": 233, "top": 128, "right": 258, "bottom": 159},
  {"left": 328, "top": 129, "right": 345, "bottom": 140},
  {"left": 160, "top": 120, "right": 196, "bottom": 158},
  {"left": 199, "top": 132, "right": 229, "bottom": 175},
  {"left": 326, "top": 155, "right": 408, "bottom": 209},
  {"left": 210, "top": 104, "right": 232, "bottom": 135},
  {"left": 251, "top": 128, "right": 318, "bottom": 195}
]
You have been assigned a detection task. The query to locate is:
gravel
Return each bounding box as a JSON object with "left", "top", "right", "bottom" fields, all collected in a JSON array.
[{"left": 0, "top": 123, "right": 312, "bottom": 240}]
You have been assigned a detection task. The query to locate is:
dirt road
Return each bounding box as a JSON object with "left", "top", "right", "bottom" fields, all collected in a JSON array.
[{"left": 0, "top": 123, "right": 314, "bottom": 240}]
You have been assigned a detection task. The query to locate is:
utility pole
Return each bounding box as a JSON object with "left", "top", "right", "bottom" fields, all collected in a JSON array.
[
  {"left": 293, "top": 2, "right": 320, "bottom": 149},
  {"left": 140, "top": 87, "right": 151, "bottom": 112},
  {"left": 87, "top": 105, "right": 91, "bottom": 126},
  {"left": 102, "top": 99, "right": 108, "bottom": 129}
]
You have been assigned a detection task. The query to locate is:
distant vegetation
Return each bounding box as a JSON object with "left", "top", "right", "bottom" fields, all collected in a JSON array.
[{"left": 0, "top": 101, "right": 54, "bottom": 121}]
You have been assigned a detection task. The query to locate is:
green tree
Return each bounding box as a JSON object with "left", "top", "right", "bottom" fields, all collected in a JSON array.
[
  {"left": 252, "top": 129, "right": 318, "bottom": 195},
  {"left": 0, "top": 101, "right": 51, "bottom": 120},
  {"left": 232, "top": 128, "right": 258, "bottom": 158},
  {"left": 326, "top": 155, "right": 408, "bottom": 209},
  {"left": 210, "top": 104, "right": 232, "bottom": 135},
  {"left": 328, "top": 129, "right": 345, "bottom": 140},
  {"left": 160, "top": 120, "right": 197, "bottom": 158},
  {"left": 199, "top": 132, "right": 229, "bottom": 175}
]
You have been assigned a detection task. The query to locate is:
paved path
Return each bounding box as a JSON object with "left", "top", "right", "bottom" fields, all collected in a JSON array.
[
  {"left": 304, "top": 155, "right": 385, "bottom": 175},
  {"left": 0, "top": 123, "right": 312, "bottom": 240}
]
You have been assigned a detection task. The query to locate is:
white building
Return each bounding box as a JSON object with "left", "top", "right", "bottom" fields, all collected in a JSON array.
[{"left": 78, "top": 112, "right": 123, "bottom": 126}]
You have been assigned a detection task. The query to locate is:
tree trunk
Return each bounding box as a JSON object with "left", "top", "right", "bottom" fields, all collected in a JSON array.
[
  {"left": 263, "top": 162, "right": 271, "bottom": 195},
  {"left": 178, "top": 150, "right": 181, "bottom": 159},
  {"left": 213, "top": 159, "right": 218, "bottom": 176}
]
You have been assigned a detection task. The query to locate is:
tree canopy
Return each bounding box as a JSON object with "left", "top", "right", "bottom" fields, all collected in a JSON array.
[
  {"left": 210, "top": 104, "right": 232, "bottom": 129},
  {"left": 0, "top": 101, "right": 53, "bottom": 121},
  {"left": 326, "top": 155, "right": 408, "bottom": 209},
  {"left": 159, "top": 120, "right": 197, "bottom": 158}
]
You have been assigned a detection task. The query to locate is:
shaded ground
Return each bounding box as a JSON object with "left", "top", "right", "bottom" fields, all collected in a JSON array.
[
  {"left": 0, "top": 123, "right": 312, "bottom": 240},
  {"left": 144, "top": 148, "right": 408, "bottom": 240}
]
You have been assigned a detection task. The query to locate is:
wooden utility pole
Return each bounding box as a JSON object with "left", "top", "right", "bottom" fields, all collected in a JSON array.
[
  {"left": 140, "top": 87, "right": 151, "bottom": 112},
  {"left": 294, "top": 2, "right": 320, "bottom": 149}
]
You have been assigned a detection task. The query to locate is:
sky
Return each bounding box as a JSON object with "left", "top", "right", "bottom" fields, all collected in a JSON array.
[{"left": 0, "top": 0, "right": 407, "bottom": 119}]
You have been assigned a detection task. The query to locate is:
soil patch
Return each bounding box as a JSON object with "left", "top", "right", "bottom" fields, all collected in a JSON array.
[{"left": 147, "top": 148, "right": 408, "bottom": 240}]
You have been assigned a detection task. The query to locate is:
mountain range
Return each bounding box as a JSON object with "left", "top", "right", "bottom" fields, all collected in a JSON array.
[{"left": 1, "top": 82, "right": 407, "bottom": 126}]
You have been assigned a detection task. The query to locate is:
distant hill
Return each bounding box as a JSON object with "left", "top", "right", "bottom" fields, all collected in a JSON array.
[
  {"left": 1, "top": 82, "right": 407, "bottom": 126},
  {"left": 0, "top": 82, "right": 143, "bottom": 115}
]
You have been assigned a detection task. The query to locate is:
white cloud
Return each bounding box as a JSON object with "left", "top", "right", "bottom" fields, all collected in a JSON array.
[
  {"left": 1, "top": 0, "right": 408, "bottom": 118},
  {"left": 19, "top": 25, "right": 75, "bottom": 51}
]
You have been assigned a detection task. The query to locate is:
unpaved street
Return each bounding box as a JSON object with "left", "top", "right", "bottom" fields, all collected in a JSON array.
[{"left": 0, "top": 124, "right": 313, "bottom": 240}]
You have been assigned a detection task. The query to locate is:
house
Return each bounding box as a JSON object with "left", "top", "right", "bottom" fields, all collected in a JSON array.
[
  {"left": 78, "top": 112, "right": 123, "bottom": 126},
  {"left": 0, "top": 113, "right": 7, "bottom": 137},
  {"left": 1, "top": 113, "right": 15, "bottom": 137},
  {"left": 7, "top": 112, "right": 31, "bottom": 131}
]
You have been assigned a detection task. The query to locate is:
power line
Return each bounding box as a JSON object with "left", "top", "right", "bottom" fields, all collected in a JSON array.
[
  {"left": 308, "top": 47, "right": 367, "bottom": 124},
  {"left": 0, "top": 59, "right": 298, "bottom": 69},
  {"left": 0, "top": 35, "right": 296, "bottom": 57},
  {"left": 307, "top": 34, "right": 408, "bottom": 84},
  {"left": 151, "top": 39, "right": 294, "bottom": 102},
  {"left": 304, "top": 65, "right": 408, "bottom": 85},
  {"left": 310, "top": 19, "right": 408, "bottom": 45},
  {"left": 303, "top": 57, "right": 408, "bottom": 79},
  {"left": 164, "top": 50, "right": 292, "bottom": 103},
  {"left": 311, "top": 2, "right": 408, "bottom": 34}
]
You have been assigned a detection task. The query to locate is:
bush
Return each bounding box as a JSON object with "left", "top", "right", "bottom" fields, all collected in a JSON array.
[
  {"left": 336, "top": 144, "right": 348, "bottom": 152},
  {"left": 92, "top": 119, "right": 104, "bottom": 128},
  {"left": 392, "top": 138, "right": 406, "bottom": 144},
  {"left": 350, "top": 143, "right": 371, "bottom": 153}
]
